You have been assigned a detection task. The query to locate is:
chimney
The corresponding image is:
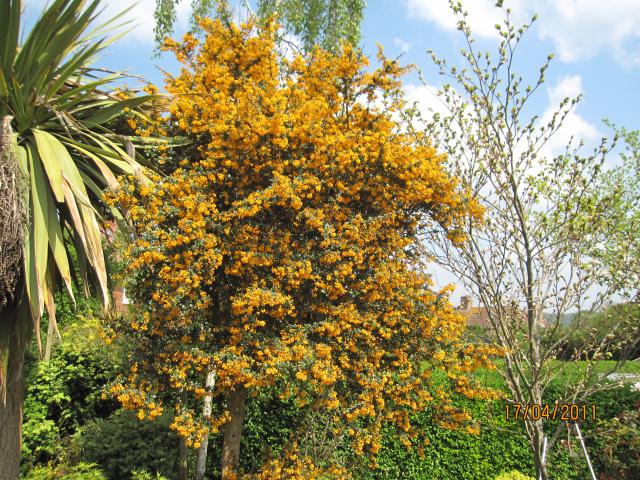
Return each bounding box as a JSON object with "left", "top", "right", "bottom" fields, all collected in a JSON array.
[
  {"left": 460, "top": 295, "right": 472, "bottom": 311},
  {"left": 113, "top": 287, "right": 127, "bottom": 313}
]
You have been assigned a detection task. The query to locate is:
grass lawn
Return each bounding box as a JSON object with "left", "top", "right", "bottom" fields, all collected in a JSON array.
[{"left": 464, "top": 359, "right": 640, "bottom": 398}]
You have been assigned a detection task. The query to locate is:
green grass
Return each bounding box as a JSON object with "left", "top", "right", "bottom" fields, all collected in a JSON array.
[{"left": 471, "top": 359, "right": 640, "bottom": 390}]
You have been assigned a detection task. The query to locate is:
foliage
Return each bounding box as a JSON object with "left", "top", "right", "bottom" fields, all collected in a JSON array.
[
  {"left": 257, "top": 0, "right": 365, "bottom": 53},
  {"left": 581, "top": 126, "right": 640, "bottom": 299},
  {"left": 494, "top": 472, "right": 535, "bottom": 480},
  {"left": 152, "top": 0, "right": 365, "bottom": 53},
  {"left": 153, "top": 0, "right": 218, "bottom": 50},
  {"left": 553, "top": 304, "right": 640, "bottom": 361},
  {"left": 107, "top": 15, "right": 501, "bottom": 477},
  {"left": 72, "top": 410, "right": 182, "bottom": 480},
  {"left": 21, "top": 351, "right": 639, "bottom": 479},
  {"left": 24, "top": 463, "right": 107, "bottom": 480},
  {"left": 21, "top": 315, "right": 119, "bottom": 469},
  {"left": 131, "top": 471, "right": 169, "bottom": 480},
  {"left": 589, "top": 404, "right": 640, "bottom": 480},
  {"left": 359, "top": 401, "right": 534, "bottom": 480},
  {"left": 0, "top": 0, "right": 157, "bottom": 370}
]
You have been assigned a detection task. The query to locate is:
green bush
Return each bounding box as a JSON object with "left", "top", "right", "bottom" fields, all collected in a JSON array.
[
  {"left": 23, "top": 317, "right": 639, "bottom": 480},
  {"left": 358, "top": 398, "right": 536, "bottom": 480},
  {"left": 22, "top": 335, "right": 119, "bottom": 469},
  {"left": 197, "top": 385, "right": 304, "bottom": 478},
  {"left": 494, "top": 471, "right": 535, "bottom": 480},
  {"left": 72, "top": 410, "right": 181, "bottom": 480},
  {"left": 552, "top": 304, "right": 640, "bottom": 361},
  {"left": 130, "top": 471, "right": 169, "bottom": 480},
  {"left": 588, "top": 405, "right": 640, "bottom": 479},
  {"left": 24, "top": 463, "right": 106, "bottom": 480}
]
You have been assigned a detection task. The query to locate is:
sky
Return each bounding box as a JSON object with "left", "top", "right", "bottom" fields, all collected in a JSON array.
[{"left": 23, "top": 0, "right": 640, "bottom": 304}]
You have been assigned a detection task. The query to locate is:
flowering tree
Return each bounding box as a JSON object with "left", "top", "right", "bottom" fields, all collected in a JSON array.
[{"left": 109, "top": 18, "right": 500, "bottom": 479}]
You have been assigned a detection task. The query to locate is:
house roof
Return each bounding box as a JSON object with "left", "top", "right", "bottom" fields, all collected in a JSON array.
[{"left": 458, "top": 306, "right": 492, "bottom": 328}]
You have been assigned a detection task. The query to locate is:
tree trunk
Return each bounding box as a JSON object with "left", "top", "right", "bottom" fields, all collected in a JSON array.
[
  {"left": 221, "top": 386, "right": 247, "bottom": 479},
  {"left": 532, "top": 423, "right": 549, "bottom": 480},
  {"left": 178, "top": 435, "right": 189, "bottom": 480},
  {"left": 530, "top": 381, "right": 548, "bottom": 480},
  {"left": 0, "top": 303, "right": 29, "bottom": 480},
  {"left": 195, "top": 369, "right": 216, "bottom": 480}
]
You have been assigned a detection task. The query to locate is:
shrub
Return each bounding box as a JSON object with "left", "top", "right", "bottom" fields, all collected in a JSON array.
[
  {"left": 588, "top": 405, "right": 640, "bottom": 480},
  {"left": 494, "top": 471, "right": 535, "bottom": 480},
  {"left": 131, "top": 471, "right": 169, "bottom": 480},
  {"left": 24, "top": 463, "right": 106, "bottom": 480},
  {"left": 22, "top": 328, "right": 119, "bottom": 469},
  {"left": 552, "top": 304, "right": 640, "bottom": 361},
  {"left": 72, "top": 410, "right": 181, "bottom": 480},
  {"left": 358, "top": 398, "right": 536, "bottom": 480}
]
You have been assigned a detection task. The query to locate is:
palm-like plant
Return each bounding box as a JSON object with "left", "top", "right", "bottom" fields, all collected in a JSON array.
[{"left": 0, "top": 0, "right": 156, "bottom": 474}]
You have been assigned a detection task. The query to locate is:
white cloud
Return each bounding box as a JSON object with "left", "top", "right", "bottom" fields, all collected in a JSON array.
[
  {"left": 405, "top": 0, "right": 529, "bottom": 39},
  {"left": 393, "top": 37, "right": 412, "bottom": 53},
  {"left": 402, "top": 76, "right": 600, "bottom": 168},
  {"left": 25, "top": 0, "right": 192, "bottom": 44},
  {"left": 405, "top": 0, "right": 640, "bottom": 68},
  {"left": 538, "top": 75, "right": 600, "bottom": 156},
  {"left": 537, "top": 0, "right": 640, "bottom": 67}
]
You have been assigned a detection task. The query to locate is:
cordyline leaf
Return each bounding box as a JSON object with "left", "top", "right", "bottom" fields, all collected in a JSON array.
[
  {"left": 26, "top": 144, "right": 48, "bottom": 350},
  {"left": 84, "top": 95, "right": 155, "bottom": 126},
  {"left": 46, "top": 181, "right": 75, "bottom": 303},
  {"left": 44, "top": 265, "right": 62, "bottom": 347},
  {"left": 68, "top": 142, "right": 119, "bottom": 189},
  {"left": 61, "top": 137, "right": 135, "bottom": 175},
  {"left": 0, "top": 0, "right": 20, "bottom": 76},
  {"left": 80, "top": 200, "right": 109, "bottom": 308},
  {"left": 0, "top": 68, "right": 9, "bottom": 99},
  {"left": 36, "top": 136, "right": 65, "bottom": 202},
  {"left": 33, "top": 130, "right": 93, "bottom": 205},
  {"left": 61, "top": 177, "right": 88, "bottom": 254}
]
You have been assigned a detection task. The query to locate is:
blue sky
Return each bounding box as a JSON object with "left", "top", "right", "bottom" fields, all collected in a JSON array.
[{"left": 23, "top": 0, "right": 640, "bottom": 303}]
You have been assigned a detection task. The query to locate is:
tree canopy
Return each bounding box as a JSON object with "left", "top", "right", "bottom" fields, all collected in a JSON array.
[
  {"left": 153, "top": 0, "right": 366, "bottom": 53},
  {"left": 108, "top": 18, "right": 500, "bottom": 478}
]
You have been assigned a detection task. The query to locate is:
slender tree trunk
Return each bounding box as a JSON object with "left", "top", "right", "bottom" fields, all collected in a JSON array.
[
  {"left": 530, "top": 379, "right": 548, "bottom": 480},
  {"left": 221, "top": 386, "right": 247, "bottom": 479},
  {"left": 0, "top": 304, "right": 29, "bottom": 480},
  {"left": 532, "top": 420, "right": 548, "bottom": 480},
  {"left": 195, "top": 369, "right": 216, "bottom": 480},
  {"left": 1, "top": 114, "right": 28, "bottom": 480},
  {"left": 178, "top": 435, "right": 189, "bottom": 480}
]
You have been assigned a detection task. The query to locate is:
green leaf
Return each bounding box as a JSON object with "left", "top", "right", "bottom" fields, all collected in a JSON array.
[
  {"left": 34, "top": 130, "right": 65, "bottom": 202},
  {"left": 33, "top": 129, "right": 92, "bottom": 207},
  {"left": 0, "top": 0, "right": 20, "bottom": 75},
  {"left": 26, "top": 144, "right": 49, "bottom": 324},
  {"left": 46, "top": 184, "right": 75, "bottom": 303},
  {"left": 83, "top": 95, "right": 156, "bottom": 126}
]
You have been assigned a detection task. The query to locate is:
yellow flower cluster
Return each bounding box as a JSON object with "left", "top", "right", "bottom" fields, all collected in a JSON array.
[{"left": 107, "top": 16, "right": 499, "bottom": 475}]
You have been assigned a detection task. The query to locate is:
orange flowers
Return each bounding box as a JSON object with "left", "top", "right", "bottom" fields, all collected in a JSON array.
[{"left": 108, "top": 16, "right": 497, "bottom": 476}]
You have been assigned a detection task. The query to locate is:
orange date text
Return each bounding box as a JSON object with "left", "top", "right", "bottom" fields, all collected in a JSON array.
[{"left": 505, "top": 403, "right": 596, "bottom": 421}]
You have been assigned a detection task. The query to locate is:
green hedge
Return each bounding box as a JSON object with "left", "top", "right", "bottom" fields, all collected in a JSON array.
[{"left": 358, "top": 397, "right": 557, "bottom": 480}]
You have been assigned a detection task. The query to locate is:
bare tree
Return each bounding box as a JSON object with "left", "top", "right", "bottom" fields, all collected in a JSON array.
[{"left": 414, "top": 2, "right": 633, "bottom": 478}]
